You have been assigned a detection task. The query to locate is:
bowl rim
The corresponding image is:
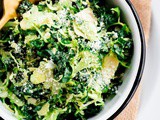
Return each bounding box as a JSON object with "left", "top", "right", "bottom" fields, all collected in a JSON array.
[
  {"left": 0, "top": 0, "right": 146, "bottom": 120},
  {"left": 108, "top": 0, "right": 146, "bottom": 119}
]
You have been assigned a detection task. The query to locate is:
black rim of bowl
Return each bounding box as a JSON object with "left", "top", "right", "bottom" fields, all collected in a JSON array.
[
  {"left": 0, "top": 0, "right": 145, "bottom": 120},
  {"left": 108, "top": 0, "right": 146, "bottom": 120}
]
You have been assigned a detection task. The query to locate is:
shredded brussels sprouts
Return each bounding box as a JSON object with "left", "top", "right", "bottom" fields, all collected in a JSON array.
[{"left": 0, "top": 0, "right": 133, "bottom": 119}]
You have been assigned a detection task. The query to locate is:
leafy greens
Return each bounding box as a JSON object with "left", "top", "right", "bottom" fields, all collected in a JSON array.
[{"left": 0, "top": 0, "right": 133, "bottom": 120}]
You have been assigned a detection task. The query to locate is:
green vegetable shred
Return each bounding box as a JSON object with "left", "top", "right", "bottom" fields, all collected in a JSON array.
[{"left": 0, "top": 0, "right": 133, "bottom": 120}]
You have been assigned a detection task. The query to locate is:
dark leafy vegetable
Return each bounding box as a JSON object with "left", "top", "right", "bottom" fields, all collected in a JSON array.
[
  {"left": 0, "top": 0, "right": 133, "bottom": 120},
  {"left": 17, "top": 0, "right": 32, "bottom": 14}
]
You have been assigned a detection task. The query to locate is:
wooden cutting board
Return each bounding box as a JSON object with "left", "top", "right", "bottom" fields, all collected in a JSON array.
[{"left": 115, "top": 0, "right": 151, "bottom": 120}]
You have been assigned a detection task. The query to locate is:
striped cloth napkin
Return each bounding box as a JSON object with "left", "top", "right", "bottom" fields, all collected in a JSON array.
[{"left": 116, "top": 0, "right": 151, "bottom": 120}]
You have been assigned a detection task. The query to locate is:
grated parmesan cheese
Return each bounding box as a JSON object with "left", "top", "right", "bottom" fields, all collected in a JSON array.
[{"left": 10, "top": 41, "right": 21, "bottom": 53}]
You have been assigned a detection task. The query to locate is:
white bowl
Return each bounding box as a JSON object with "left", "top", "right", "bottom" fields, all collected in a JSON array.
[
  {"left": 0, "top": 0, "right": 145, "bottom": 120},
  {"left": 90, "top": 0, "right": 145, "bottom": 120}
]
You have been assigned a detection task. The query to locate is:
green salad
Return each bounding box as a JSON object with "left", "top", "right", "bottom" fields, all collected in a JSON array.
[{"left": 0, "top": 0, "right": 133, "bottom": 119}]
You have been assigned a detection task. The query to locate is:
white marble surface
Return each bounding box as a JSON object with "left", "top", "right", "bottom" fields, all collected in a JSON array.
[{"left": 138, "top": 0, "right": 160, "bottom": 119}]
